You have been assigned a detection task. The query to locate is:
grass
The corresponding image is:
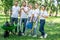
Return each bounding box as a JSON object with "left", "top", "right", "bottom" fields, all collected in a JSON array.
[{"left": 0, "top": 14, "right": 60, "bottom": 40}]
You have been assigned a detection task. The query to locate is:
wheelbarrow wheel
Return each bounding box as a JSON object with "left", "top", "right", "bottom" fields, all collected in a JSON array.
[{"left": 4, "top": 30, "right": 9, "bottom": 38}]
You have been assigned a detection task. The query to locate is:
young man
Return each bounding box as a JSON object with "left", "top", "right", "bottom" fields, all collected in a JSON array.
[
  {"left": 20, "top": 1, "right": 29, "bottom": 35},
  {"left": 10, "top": 1, "right": 20, "bottom": 33},
  {"left": 33, "top": 3, "right": 40, "bottom": 37},
  {"left": 39, "top": 5, "right": 48, "bottom": 38},
  {"left": 25, "top": 4, "right": 34, "bottom": 36}
]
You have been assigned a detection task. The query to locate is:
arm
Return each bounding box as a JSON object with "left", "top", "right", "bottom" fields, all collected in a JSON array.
[
  {"left": 30, "top": 14, "right": 34, "bottom": 22},
  {"left": 42, "top": 15, "right": 48, "bottom": 18},
  {"left": 23, "top": 9, "right": 28, "bottom": 13},
  {"left": 23, "top": 7, "right": 29, "bottom": 14},
  {"left": 42, "top": 14, "right": 48, "bottom": 18},
  {"left": 19, "top": 9, "right": 21, "bottom": 17},
  {"left": 30, "top": 14, "right": 34, "bottom": 32},
  {"left": 42, "top": 11, "right": 48, "bottom": 18}
]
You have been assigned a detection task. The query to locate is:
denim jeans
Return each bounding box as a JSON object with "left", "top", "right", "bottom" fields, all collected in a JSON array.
[
  {"left": 10, "top": 17, "right": 18, "bottom": 32},
  {"left": 10, "top": 17, "right": 18, "bottom": 25},
  {"left": 39, "top": 19, "right": 45, "bottom": 36},
  {"left": 33, "top": 17, "right": 38, "bottom": 35},
  {"left": 20, "top": 18, "right": 27, "bottom": 33},
  {"left": 25, "top": 17, "right": 33, "bottom": 35}
]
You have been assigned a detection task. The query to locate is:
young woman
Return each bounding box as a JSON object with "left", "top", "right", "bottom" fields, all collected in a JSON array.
[
  {"left": 25, "top": 4, "right": 34, "bottom": 36},
  {"left": 39, "top": 5, "right": 48, "bottom": 38},
  {"left": 33, "top": 3, "right": 40, "bottom": 37}
]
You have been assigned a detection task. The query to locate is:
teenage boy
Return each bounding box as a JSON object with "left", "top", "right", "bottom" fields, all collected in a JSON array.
[
  {"left": 39, "top": 5, "right": 48, "bottom": 38},
  {"left": 20, "top": 1, "right": 29, "bottom": 35},
  {"left": 10, "top": 1, "right": 20, "bottom": 33}
]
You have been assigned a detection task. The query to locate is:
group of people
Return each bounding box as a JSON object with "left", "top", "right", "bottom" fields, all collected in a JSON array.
[{"left": 10, "top": 1, "right": 48, "bottom": 38}]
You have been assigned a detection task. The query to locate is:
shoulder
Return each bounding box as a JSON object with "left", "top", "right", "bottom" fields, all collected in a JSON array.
[
  {"left": 17, "top": 6, "right": 20, "bottom": 7},
  {"left": 44, "top": 10, "right": 48, "bottom": 13},
  {"left": 12, "top": 6, "right": 15, "bottom": 8},
  {"left": 25, "top": 6, "right": 29, "bottom": 9}
]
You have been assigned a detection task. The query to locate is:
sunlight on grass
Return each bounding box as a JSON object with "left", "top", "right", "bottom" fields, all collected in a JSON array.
[{"left": 0, "top": 15, "right": 60, "bottom": 40}]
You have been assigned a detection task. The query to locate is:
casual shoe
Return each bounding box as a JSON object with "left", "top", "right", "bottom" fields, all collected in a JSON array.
[
  {"left": 33, "top": 35, "right": 37, "bottom": 37},
  {"left": 22, "top": 33, "right": 25, "bottom": 36},
  {"left": 28, "top": 34, "right": 31, "bottom": 36},
  {"left": 40, "top": 36, "right": 44, "bottom": 39},
  {"left": 44, "top": 34, "right": 47, "bottom": 38},
  {"left": 9, "top": 32, "right": 12, "bottom": 34},
  {"left": 16, "top": 32, "right": 18, "bottom": 35},
  {"left": 18, "top": 31, "right": 22, "bottom": 36}
]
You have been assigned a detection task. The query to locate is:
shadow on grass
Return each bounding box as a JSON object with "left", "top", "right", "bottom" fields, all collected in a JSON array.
[{"left": 0, "top": 33, "right": 60, "bottom": 40}]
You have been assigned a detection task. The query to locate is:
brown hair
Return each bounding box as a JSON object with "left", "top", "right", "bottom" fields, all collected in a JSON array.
[
  {"left": 22, "top": 1, "right": 26, "bottom": 3},
  {"left": 41, "top": 5, "right": 46, "bottom": 9}
]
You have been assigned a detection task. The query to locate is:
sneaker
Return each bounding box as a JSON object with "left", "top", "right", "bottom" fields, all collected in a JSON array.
[
  {"left": 22, "top": 33, "right": 25, "bottom": 36},
  {"left": 44, "top": 34, "right": 47, "bottom": 38},
  {"left": 28, "top": 34, "right": 31, "bottom": 36},
  {"left": 16, "top": 32, "right": 18, "bottom": 35},
  {"left": 40, "top": 36, "right": 44, "bottom": 39},
  {"left": 33, "top": 35, "right": 37, "bottom": 37},
  {"left": 9, "top": 32, "right": 12, "bottom": 34}
]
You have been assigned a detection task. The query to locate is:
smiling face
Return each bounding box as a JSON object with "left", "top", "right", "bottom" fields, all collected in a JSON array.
[
  {"left": 29, "top": 4, "right": 32, "bottom": 9},
  {"left": 22, "top": 1, "right": 26, "bottom": 7},
  {"left": 14, "top": 1, "right": 18, "bottom": 6},
  {"left": 41, "top": 6, "right": 46, "bottom": 11},
  {"left": 35, "top": 3, "right": 38, "bottom": 9}
]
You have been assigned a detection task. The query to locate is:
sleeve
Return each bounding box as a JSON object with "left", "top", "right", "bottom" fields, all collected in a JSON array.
[
  {"left": 32, "top": 10, "right": 34, "bottom": 14},
  {"left": 44, "top": 11, "right": 48, "bottom": 16},
  {"left": 37, "top": 9, "right": 40, "bottom": 16}
]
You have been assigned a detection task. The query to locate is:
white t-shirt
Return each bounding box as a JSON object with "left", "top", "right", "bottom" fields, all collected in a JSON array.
[
  {"left": 34, "top": 8, "right": 40, "bottom": 18},
  {"left": 28, "top": 9, "right": 34, "bottom": 17},
  {"left": 40, "top": 10, "right": 48, "bottom": 19},
  {"left": 11, "top": 6, "right": 20, "bottom": 18},
  {"left": 20, "top": 6, "right": 29, "bottom": 18}
]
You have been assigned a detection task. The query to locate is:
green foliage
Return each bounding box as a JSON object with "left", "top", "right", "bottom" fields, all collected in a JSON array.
[
  {"left": 28, "top": 0, "right": 36, "bottom": 4},
  {"left": 0, "top": 0, "right": 60, "bottom": 17},
  {"left": 1, "top": 0, "right": 13, "bottom": 13},
  {"left": 1, "top": 0, "right": 13, "bottom": 21}
]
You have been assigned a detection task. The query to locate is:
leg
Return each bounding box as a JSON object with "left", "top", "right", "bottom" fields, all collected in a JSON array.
[
  {"left": 20, "top": 18, "right": 23, "bottom": 32},
  {"left": 39, "top": 20, "right": 45, "bottom": 36},
  {"left": 32, "top": 27, "right": 37, "bottom": 37},
  {"left": 33, "top": 18, "right": 38, "bottom": 35},
  {"left": 15, "top": 18, "right": 18, "bottom": 33},
  {"left": 10, "top": 17, "right": 14, "bottom": 32},
  {"left": 10, "top": 17, "right": 14, "bottom": 25},
  {"left": 18, "top": 18, "right": 23, "bottom": 36},
  {"left": 23, "top": 18, "right": 27, "bottom": 33}
]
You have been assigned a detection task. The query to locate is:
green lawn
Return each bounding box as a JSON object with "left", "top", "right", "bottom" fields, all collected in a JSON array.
[{"left": 0, "top": 14, "right": 60, "bottom": 40}]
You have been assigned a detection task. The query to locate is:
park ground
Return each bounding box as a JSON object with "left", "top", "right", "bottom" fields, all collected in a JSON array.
[{"left": 0, "top": 13, "right": 60, "bottom": 40}]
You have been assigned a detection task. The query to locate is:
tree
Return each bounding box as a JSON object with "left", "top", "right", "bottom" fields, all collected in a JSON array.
[{"left": 1, "top": 0, "right": 13, "bottom": 21}]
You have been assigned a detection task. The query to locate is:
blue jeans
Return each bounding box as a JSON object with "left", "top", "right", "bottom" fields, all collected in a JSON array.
[
  {"left": 10, "top": 17, "right": 18, "bottom": 32},
  {"left": 25, "top": 17, "right": 33, "bottom": 35},
  {"left": 33, "top": 17, "right": 38, "bottom": 35},
  {"left": 10, "top": 17, "right": 18, "bottom": 25},
  {"left": 20, "top": 18, "right": 27, "bottom": 33},
  {"left": 39, "top": 19, "right": 45, "bottom": 36}
]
